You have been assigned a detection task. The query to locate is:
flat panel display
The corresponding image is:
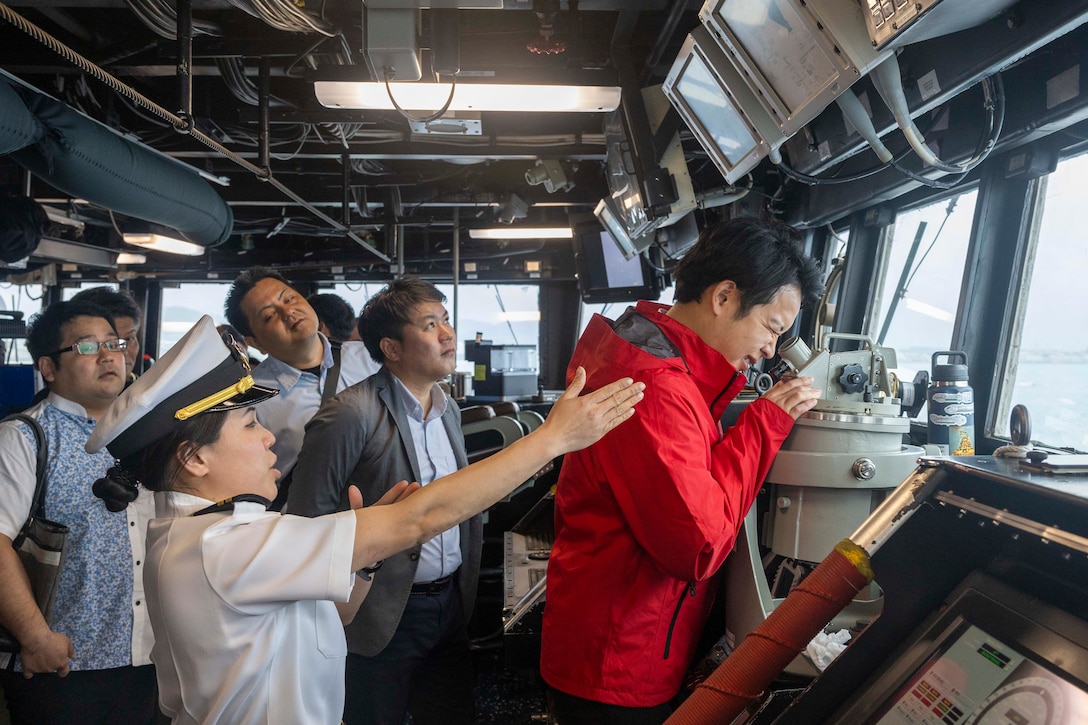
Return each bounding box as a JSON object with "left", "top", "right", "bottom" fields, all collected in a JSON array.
[
  {"left": 871, "top": 624, "right": 1088, "bottom": 724},
  {"left": 674, "top": 50, "right": 756, "bottom": 167},
  {"left": 664, "top": 29, "right": 784, "bottom": 184},
  {"left": 667, "top": 48, "right": 761, "bottom": 185},
  {"left": 594, "top": 197, "right": 654, "bottom": 259},
  {"left": 698, "top": 0, "right": 887, "bottom": 137},
  {"left": 572, "top": 216, "right": 659, "bottom": 304},
  {"left": 829, "top": 571, "right": 1088, "bottom": 725},
  {"left": 603, "top": 109, "right": 655, "bottom": 240},
  {"left": 714, "top": 0, "right": 839, "bottom": 116}
]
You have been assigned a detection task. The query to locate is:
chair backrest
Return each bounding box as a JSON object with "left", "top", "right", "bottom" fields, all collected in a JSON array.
[
  {"left": 462, "top": 414, "right": 525, "bottom": 464},
  {"left": 460, "top": 404, "right": 495, "bottom": 425},
  {"left": 489, "top": 400, "right": 520, "bottom": 417},
  {"left": 515, "top": 409, "right": 545, "bottom": 433}
]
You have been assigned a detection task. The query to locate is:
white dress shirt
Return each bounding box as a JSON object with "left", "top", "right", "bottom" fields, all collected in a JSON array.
[{"left": 145, "top": 492, "right": 357, "bottom": 725}]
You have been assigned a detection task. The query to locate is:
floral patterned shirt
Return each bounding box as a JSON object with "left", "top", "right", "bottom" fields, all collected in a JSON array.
[{"left": 0, "top": 393, "right": 154, "bottom": 671}]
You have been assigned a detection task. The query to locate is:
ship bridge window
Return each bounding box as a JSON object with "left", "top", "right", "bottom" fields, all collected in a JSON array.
[
  {"left": 322, "top": 283, "right": 541, "bottom": 354},
  {"left": 1, "top": 281, "right": 44, "bottom": 364},
  {"left": 436, "top": 284, "right": 541, "bottom": 379},
  {"left": 159, "top": 281, "right": 541, "bottom": 384},
  {"left": 872, "top": 189, "right": 978, "bottom": 420},
  {"left": 995, "top": 152, "right": 1088, "bottom": 452},
  {"left": 161, "top": 283, "right": 234, "bottom": 359}
]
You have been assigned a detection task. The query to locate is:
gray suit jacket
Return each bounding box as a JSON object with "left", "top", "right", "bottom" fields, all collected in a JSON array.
[{"left": 286, "top": 366, "right": 481, "bottom": 656}]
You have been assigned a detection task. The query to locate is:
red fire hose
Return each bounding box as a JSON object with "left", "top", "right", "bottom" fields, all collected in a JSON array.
[{"left": 666, "top": 538, "right": 873, "bottom": 725}]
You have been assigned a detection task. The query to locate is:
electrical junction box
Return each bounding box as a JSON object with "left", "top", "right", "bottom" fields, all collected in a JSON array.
[{"left": 362, "top": 7, "right": 422, "bottom": 81}]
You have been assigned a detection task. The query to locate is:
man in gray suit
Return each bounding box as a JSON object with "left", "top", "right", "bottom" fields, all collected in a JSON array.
[{"left": 287, "top": 277, "right": 479, "bottom": 725}]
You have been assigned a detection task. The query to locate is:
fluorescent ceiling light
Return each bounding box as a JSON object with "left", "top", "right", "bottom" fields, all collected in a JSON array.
[
  {"left": 315, "top": 82, "right": 621, "bottom": 113},
  {"left": 116, "top": 252, "right": 147, "bottom": 265},
  {"left": 468, "top": 227, "right": 573, "bottom": 240},
  {"left": 123, "top": 233, "right": 206, "bottom": 256},
  {"left": 33, "top": 237, "right": 117, "bottom": 268}
]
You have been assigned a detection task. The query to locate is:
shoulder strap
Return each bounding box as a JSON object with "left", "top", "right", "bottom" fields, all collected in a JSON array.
[
  {"left": 1, "top": 413, "right": 49, "bottom": 538},
  {"left": 193, "top": 494, "right": 273, "bottom": 516},
  {"left": 321, "top": 342, "right": 343, "bottom": 403}
]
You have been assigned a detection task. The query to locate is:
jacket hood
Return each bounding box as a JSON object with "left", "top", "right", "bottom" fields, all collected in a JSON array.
[{"left": 570, "top": 300, "right": 746, "bottom": 421}]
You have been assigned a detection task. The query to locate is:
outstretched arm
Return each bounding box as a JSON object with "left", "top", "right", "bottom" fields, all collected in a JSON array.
[{"left": 348, "top": 369, "right": 643, "bottom": 570}]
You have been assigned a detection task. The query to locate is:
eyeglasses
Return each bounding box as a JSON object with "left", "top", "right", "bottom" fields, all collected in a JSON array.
[{"left": 49, "top": 338, "right": 128, "bottom": 357}]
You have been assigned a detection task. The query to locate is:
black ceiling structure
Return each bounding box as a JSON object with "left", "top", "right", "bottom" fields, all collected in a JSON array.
[
  {"left": 0, "top": 1, "right": 701, "bottom": 284},
  {"left": 2, "top": 0, "right": 1088, "bottom": 285}
]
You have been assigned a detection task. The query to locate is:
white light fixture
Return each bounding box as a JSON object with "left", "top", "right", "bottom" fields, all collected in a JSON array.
[
  {"left": 123, "top": 233, "right": 206, "bottom": 256},
  {"left": 315, "top": 81, "right": 621, "bottom": 113},
  {"left": 115, "top": 252, "right": 147, "bottom": 265},
  {"left": 468, "top": 227, "right": 573, "bottom": 240}
]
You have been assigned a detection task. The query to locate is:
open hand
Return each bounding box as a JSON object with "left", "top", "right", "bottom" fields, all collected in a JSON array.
[
  {"left": 355, "top": 481, "right": 420, "bottom": 509},
  {"left": 539, "top": 367, "right": 644, "bottom": 454}
]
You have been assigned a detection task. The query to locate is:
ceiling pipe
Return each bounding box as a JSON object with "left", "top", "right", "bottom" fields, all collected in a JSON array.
[
  {"left": 0, "top": 79, "right": 40, "bottom": 155},
  {"left": 0, "top": 0, "right": 389, "bottom": 262},
  {"left": 258, "top": 58, "right": 271, "bottom": 173},
  {"left": 1, "top": 75, "right": 233, "bottom": 246}
]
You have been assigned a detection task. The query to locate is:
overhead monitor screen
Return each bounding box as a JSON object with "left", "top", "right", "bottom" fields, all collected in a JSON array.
[
  {"left": 672, "top": 48, "right": 758, "bottom": 170},
  {"left": 594, "top": 197, "right": 656, "bottom": 260},
  {"left": 706, "top": 0, "right": 840, "bottom": 124},
  {"left": 572, "top": 215, "right": 660, "bottom": 304},
  {"left": 664, "top": 28, "right": 785, "bottom": 184},
  {"left": 596, "top": 231, "right": 646, "bottom": 290},
  {"left": 871, "top": 623, "right": 1088, "bottom": 724}
]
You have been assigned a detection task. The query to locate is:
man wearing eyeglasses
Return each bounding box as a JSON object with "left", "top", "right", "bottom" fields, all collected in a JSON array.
[
  {"left": 0, "top": 300, "right": 157, "bottom": 724},
  {"left": 70, "top": 286, "right": 144, "bottom": 384}
]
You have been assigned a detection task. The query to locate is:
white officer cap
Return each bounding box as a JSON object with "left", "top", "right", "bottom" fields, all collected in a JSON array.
[{"left": 87, "top": 315, "right": 277, "bottom": 459}]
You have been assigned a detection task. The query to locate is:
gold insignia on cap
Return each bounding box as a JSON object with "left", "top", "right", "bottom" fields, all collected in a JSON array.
[
  {"left": 175, "top": 375, "right": 257, "bottom": 421},
  {"left": 223, "top": 336, "right": 252, "bottom": 373}
]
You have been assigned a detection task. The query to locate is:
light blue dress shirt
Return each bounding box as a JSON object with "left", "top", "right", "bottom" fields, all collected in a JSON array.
[
  {"left": 388, "top": 375, "right": 462, "bottom": 583},
  {"left": 252, "top": 335, "right": 381, "bottom": 476}
]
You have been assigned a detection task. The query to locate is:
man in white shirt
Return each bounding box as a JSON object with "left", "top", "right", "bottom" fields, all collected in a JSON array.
[
  {"left": 0, "top": 299, "right": 156, "bottom": 724},
  {"left": 224, "top": 267, "right": 380, "bottom": 508}
]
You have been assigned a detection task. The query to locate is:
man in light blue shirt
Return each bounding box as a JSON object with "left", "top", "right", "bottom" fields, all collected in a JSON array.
[
  {"left": 287, "top": 277, "right": 478, "bottom": 725},
  {"left": 224, "top": 268, "right": 380, "bottom": 507}
]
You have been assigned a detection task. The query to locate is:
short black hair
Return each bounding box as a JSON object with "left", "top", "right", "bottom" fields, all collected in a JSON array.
[
  {"left": 70, "top": 286, "right": 142, "bottom": 328},
  {"left": 26, "top": 299, "right": 117, "bottom": 368},
  {"left": 307, "top": 293, "right": 357, "bottom": 342},
  {"left": 673, "top": 217, "right": 823, "bottom": 314},
  {"left": 225, "top": 266, "right": 290, "bottom": 337},
  {"left": 359, "top": 277, "right": 446, "bottom": 364}
]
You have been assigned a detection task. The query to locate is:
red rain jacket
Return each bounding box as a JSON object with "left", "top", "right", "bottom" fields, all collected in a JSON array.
[{"left": 540, "top": 301, "right": 795, "bottom": 707}]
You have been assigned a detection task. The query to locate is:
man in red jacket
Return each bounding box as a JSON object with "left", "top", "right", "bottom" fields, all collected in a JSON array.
[{"left": 541, "top": 217, "right": 824, "bottom": 724}]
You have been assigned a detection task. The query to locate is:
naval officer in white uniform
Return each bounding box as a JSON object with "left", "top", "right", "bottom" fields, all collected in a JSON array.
[{"left": 85, "top": 315, "right": 643, "bottom": 725}]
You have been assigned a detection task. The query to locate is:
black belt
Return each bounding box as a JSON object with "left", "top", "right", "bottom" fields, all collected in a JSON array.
[{"left": 410, "top": 575, "right": 452, "bottom": 594}]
